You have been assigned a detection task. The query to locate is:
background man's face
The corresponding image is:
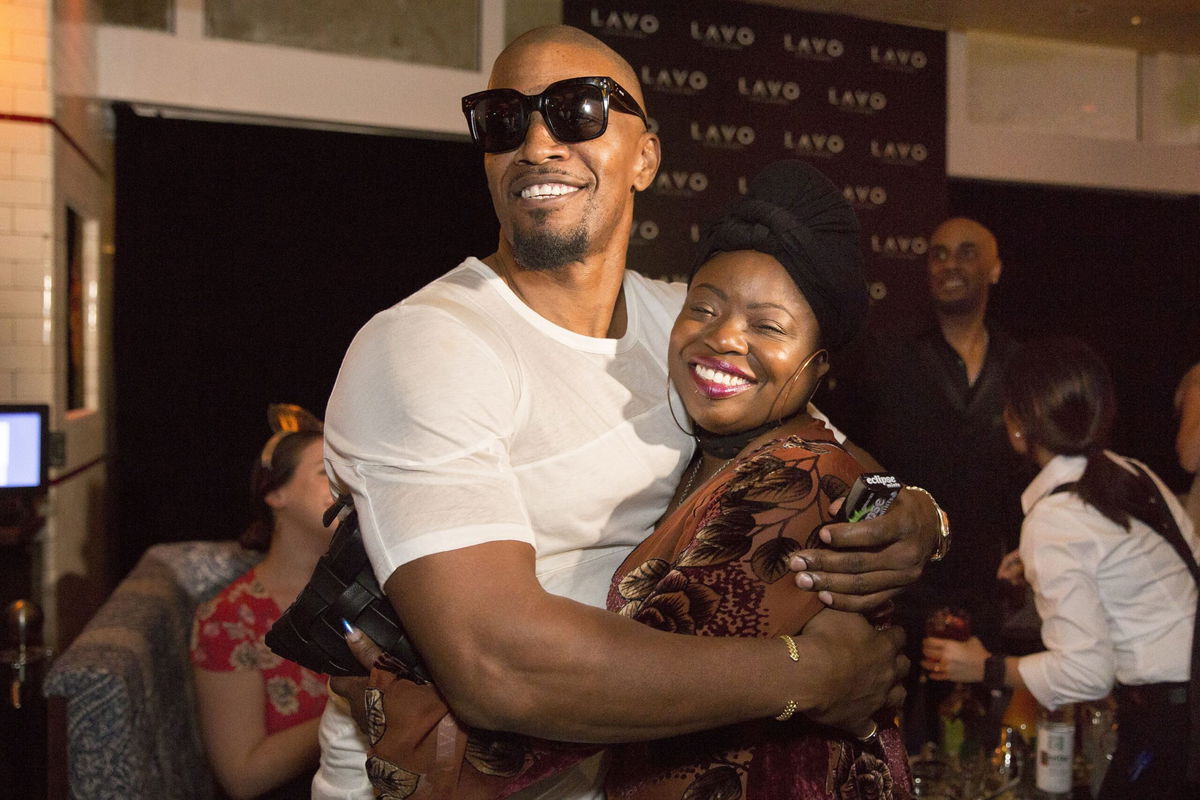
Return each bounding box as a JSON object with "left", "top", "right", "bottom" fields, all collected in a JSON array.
[{"left": 927, "top": 219, "right": 1000, "bottom": 315}]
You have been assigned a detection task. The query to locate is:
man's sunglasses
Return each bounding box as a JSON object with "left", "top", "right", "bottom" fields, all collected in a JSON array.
[{"left": 461, "top": 76, "right": 647, "bottom": 154}]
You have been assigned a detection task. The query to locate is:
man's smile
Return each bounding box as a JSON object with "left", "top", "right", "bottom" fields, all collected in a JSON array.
[{"left": 519, "top": 182, "right": 581, "bottom": 200}]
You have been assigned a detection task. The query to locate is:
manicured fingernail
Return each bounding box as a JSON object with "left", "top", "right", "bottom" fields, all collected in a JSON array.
[
  {"left": 819, "top": 528, "right": 832, "bottom": 544},
  {"left": 795, "top": 572, "right": 814, "bottom": 589},
  {"left": 818, "top": 590, "right": 834, "bottom": 606},
  {"left": 790, "top": 556, "right": 808, "bottom": 571},
  {"left": 341, "top": 618, "right": 361, "bottom": 641}
]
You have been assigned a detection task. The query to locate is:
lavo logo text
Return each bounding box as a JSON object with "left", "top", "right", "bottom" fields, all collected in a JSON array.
[
  {"left": 871, "top": 235, "right": 929, "bottom": 256},
  {"left": 641, "top": 67, "right": 708, "bottom": 93},
  {"left": 828, "top": 88, "right": 887, "bottom": 112},
  {"left": 783, "top": 132, "right": 844, "bottom": 155},
  {"left": 691, "top": 21, "right": 755, "bottom": 47},
  {"left": 737, "top": 77, "right": 801, "bottom": 102},
  {"left": 691, "top": 123, "right": 755, "bottom": 147},
  {"left": 843, "top": 185, "right": 887, "bottom": 206},
  {"left": 630, "top": 220, "right": 659, "bottom": 240},
  {"left": 589, "top": 9, "right": 659, "bottom": 35},
  {"left": 870, "top": 140, "right": 928, "bottom": 163},
  {"left": 783, "top": 34, "right": 843, "bottom": 58},
  {"left": 655, "top": 171, "right": 709, "bottom": 193},
  {"left": 870, "top": 46, "right": 927, "bottom": 69}
]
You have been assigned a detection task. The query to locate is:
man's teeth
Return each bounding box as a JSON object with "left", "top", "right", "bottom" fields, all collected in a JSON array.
[
  {"left": 520, "top": 183, "right": 578, "bottom": 199},
  {"left": 694, "top": 364, "right": 750, "bottom": 387}
]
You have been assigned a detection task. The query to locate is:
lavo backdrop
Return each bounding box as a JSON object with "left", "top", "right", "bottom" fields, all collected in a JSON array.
[{"left": 564, "top": 1, "right": 947, "bottom": 329}]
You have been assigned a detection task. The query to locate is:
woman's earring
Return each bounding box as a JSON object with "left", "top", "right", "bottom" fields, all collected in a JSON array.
[{"left": 666, "top": 373, "right": 695, "bottom": 438}]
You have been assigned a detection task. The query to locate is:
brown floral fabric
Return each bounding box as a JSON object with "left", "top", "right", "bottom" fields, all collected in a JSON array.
[
  {"left": 603, "top": 426, "right": 912, "bottom": 799},
  {"left": 362, "top": 421, "right": 912, "bottom": 799}
]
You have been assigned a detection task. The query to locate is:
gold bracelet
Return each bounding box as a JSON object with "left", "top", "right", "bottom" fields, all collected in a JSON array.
[
  {"left": 775, "top": 699, "right": 798, "bottom": 722},
  {"left": 778, "top": 634, "right": 800, "bottom": 662},
  {"left": 775, "top": 634, "right": 800, "bottom": 721},
  {"left": 905, "top": 486, "right": 951, "bottom": 562}
]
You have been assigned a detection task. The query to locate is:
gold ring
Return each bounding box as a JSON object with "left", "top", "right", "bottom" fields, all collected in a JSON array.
[{"left": 856, "top": 720, "right": 880, "bottom": 744}]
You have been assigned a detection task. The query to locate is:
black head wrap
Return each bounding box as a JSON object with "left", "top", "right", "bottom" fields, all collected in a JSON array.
[{"left": 692, "top": 160, "right": 868, "bottom": 353}]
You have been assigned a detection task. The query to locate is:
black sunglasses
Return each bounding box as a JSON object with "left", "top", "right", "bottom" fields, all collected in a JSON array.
[{"left": 461, "top": 76, "right": 647, "bottom": 154}]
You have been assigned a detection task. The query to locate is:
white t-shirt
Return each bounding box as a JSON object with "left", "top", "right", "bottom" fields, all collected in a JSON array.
[
  {"left": 316, "top": 258, "right": 694, "bottom": 799},
  {"left": 1016, "top": 451, "right": 1199, "bottom": 710}
]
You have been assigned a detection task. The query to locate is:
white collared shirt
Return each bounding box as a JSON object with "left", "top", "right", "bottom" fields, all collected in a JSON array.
[{"left": 1016, "top": 451, "right": 1199, "bottom": 711}]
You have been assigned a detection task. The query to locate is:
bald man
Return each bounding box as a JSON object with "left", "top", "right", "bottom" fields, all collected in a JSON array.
[
  {"left": 827, "top": 217, "right": 1026, "bottom": 751},
  {"left": 314, "top": 26, "right": 941, "bottom": 798}
]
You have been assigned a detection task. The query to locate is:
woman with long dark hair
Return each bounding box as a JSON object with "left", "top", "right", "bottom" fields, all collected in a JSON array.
[{"left": 922, "top": 337, "right": 1199, "bottom": 799}]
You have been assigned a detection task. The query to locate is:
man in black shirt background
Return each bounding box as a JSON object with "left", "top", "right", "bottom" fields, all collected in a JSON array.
[{"left": 825, "top": 217, "right": 1026, "bottom": 752}]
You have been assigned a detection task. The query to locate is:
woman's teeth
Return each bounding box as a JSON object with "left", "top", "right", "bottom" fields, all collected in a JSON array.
[{"left": 693, "top": 363, "right": 750, "bottom": 387}]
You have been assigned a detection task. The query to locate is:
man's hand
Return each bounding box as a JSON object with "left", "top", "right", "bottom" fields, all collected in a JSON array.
[
  {"left": 327, "top": 626, "right": 386, "bottom": 733},
  {"left": 800, "top": 608, "right": 908, "bottom": 736},
  {"left": 922, "top": 635, "right": 989, "bottom": 683},
  {"left": 789, "top": 487, "right": 938, "bottom": 611}
]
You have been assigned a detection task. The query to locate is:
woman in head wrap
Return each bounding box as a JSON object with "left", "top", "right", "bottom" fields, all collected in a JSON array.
[
  {"left": 362, "top": 161, "right": 911, "bottom": 799},
  {"left": 600, "top": 158, "right": 909, "bottom": 798},
  {"left": 191, "top": 404, "right": 337, "bottom": 799}
]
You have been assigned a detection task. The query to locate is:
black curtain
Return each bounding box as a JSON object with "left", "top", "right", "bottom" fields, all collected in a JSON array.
[
  {"left": 112, "top": 107, "right": 497, "bottom": 575},
  {"left": 947, "top": 178, "right": 1200, "bottom": 491}
]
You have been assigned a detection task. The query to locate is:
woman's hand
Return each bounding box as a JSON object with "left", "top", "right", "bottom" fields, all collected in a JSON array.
[
  {"left": 921, "top": 635, "right": 989, "bottom": 683},
  {"left": 327, "top": 624, "right": 386, "bottom": 733},
  {"left": 996, "top": 549, "right": 1025, "bottom": 585},
  {"left": 789, "top": 487, "right": 936, "bottom": 612}
]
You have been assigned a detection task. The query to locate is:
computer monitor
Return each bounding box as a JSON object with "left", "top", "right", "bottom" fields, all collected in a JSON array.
[{"left": 0, "top": 405, "right": 49, "bottom": 494}]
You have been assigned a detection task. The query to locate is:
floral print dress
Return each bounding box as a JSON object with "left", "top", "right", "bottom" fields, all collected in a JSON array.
[
  {"left": 191, "top": 568, "right": 328, "bottom": 734},
  {"left": 604, "top": 426, "right": 912, "bottom": 799},
  {"left": 360, "top": 423, "right": 912, "bottom": 799}
]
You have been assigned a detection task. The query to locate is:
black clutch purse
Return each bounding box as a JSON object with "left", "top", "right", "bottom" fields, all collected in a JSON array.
[{"left": 265, "top": 496, "right": 431, "bottom": 681}]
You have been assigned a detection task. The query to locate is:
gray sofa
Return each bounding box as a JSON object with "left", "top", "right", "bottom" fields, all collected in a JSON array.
[{"left": 44, "top": 540, "right": 261, "bottom": 800}]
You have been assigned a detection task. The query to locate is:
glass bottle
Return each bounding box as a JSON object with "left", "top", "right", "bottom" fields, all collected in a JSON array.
[
  {"left": 1035, "top": 703, "right": 1075, "bottom": 799},
  {"left": 1002, "top": 687, "right": 1039, "bottom": 746}
]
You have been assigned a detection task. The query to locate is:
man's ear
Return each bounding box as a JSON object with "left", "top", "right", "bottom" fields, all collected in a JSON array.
[
  {"left": 990, "top": 257, "right": 1003, "bottom": 285},
  {"left": 631, "top": 132, "right": 661, "bottom": 192}
]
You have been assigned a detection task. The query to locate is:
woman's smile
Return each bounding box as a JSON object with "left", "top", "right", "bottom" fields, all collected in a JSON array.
[{"left": 689, "top": 357, "right": 756, "bottom": 398}]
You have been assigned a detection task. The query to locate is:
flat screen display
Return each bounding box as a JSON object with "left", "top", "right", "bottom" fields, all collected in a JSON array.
[{"left": 0, "top": 406, "right": 47, "bottom": 490}]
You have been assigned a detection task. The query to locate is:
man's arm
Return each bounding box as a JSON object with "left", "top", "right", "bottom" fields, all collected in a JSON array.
[
  {"left": 326, "top": 304, "right": 907, "bottom": 743},
  {"left": 379, "top": 540, "right": 905, "bottom": 743}
]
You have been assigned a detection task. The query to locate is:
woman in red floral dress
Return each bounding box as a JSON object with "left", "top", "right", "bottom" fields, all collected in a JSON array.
[{"left": 192, "top": 405, "right": 335, "bottom": 799}]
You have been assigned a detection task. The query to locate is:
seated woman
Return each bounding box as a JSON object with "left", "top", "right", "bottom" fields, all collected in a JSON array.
[
  {"left": 192, "top": 405, "right": 335, "bottom": 799},
  {"left": 362, "top": 161, "right": 912, "bottom": 799},
  {"left": 922, "top": 338, "right": 1199, "bottom": 800}
]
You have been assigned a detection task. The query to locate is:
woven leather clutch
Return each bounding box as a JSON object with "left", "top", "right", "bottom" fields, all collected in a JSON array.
[{"left": 265, "top": 497, "right": 430, "bottom": 681}]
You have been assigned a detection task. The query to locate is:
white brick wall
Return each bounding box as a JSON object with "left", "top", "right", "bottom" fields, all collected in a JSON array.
[
  {"left": 0, "top": 0, "right": 52, "bottom": 409},
  {"left": 0, "top": 119, "right": 51, "bottom": 404},
  {"left": 8, "top": 0, "right": 115, "bottom": 648}
]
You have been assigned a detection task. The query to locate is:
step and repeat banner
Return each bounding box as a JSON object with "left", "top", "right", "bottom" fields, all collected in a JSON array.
[{"left": 564, "top": 1, "right": 947, "bottom": 326}]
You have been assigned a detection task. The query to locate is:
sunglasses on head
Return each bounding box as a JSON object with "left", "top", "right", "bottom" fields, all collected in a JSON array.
[{"left": 461, "top": 76, "right": 647, "bottom": 154}]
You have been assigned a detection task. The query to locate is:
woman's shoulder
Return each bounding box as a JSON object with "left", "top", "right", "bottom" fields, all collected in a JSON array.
[{"left": 743, "top": 419, "right": 858, "bottom": 471}]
